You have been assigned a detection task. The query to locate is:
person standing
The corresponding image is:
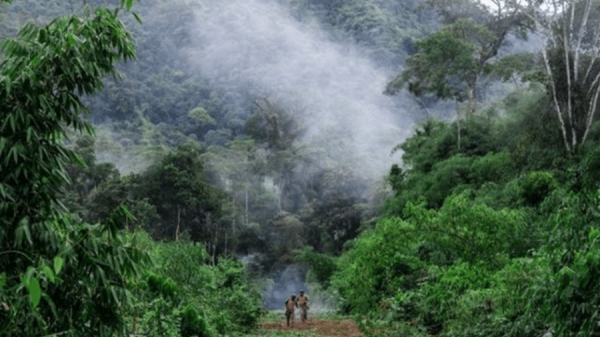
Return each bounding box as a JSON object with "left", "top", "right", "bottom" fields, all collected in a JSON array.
[
  {"left": 284, "top": 295, "right": 297, "bottom": 327},
  {"left": 295, "top": 290, "right": 309, "bottom": 322}
]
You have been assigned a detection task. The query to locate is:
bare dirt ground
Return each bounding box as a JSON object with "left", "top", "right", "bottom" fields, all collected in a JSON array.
[{"left": 260, "top": 316, "right": 363, "bottom": 336}]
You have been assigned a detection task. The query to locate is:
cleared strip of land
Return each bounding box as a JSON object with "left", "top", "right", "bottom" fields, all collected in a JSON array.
[{"left": 254, "top": 311, "right": 362, "bottom": 336}]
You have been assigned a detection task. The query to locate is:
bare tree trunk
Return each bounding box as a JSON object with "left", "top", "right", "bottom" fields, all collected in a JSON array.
[
  {"left": 583, "top": 25, "right": 600, "bottom": 82},
  {"left": 245, "top": 188, "right": 248, "bottom": 226},
  {"left": 469, "top": 82, "right": 477, "bottom": 116},
  {"left": 275, "top": 181, "right": 284, "bottom": 212},
  {"left": 412, "top": 96, "right": 430, "bottom": 118},
  {"left": 562, "top": 1, "right": 577, "bottom": 150},
  {"left": 542, "top": 48, "right": 572, "bottom": 153},
  {"left": 213, "top": 228, "right": 217, "bottom": 266},
  {"left": 206, "top": 212, "right": 215, "bottom": 266},
  {"left": 175, "top": 206, "right": 181, "bottom": 241},
  {"left": 456, "top": 102, "right": 461, "bottom": 151},
  {"left": 574, "top": 0, "right": 592, "bottom": 82},
  {"left": 583, "top": 72, "right": 600, "bottom": 144},
  {"left": 521, "top": 0, "right": 600, "bottom": 154}
]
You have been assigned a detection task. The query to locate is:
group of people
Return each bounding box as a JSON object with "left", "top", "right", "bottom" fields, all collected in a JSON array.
[{"left": 284, "top": 290, "right": 309, "bottom": 327}]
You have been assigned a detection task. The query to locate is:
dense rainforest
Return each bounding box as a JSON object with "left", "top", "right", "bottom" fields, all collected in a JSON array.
[{"left": 2, "top": 0, "right": 600, "bottom": 336}]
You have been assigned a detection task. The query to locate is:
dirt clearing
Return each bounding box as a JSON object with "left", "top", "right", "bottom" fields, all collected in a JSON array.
[{"left": 260, "top": 316, "right": 362, "bottom": 336}]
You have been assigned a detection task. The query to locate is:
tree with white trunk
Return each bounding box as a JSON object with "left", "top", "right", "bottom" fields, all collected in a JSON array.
[{"left": 516, "top": 0, "right": 600, "bottom": 153}]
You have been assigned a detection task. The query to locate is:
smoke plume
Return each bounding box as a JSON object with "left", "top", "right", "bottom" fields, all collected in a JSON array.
[{"left": 188, "top": 0, "right": 416, "bottom": 182}]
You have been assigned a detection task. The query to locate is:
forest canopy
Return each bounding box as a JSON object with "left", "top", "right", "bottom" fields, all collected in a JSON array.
[{"left": 3, "top": 0, "right": 600, "bottom": 336}]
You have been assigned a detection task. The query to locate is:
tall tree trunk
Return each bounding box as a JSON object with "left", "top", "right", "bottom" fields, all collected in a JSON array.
[
  {"left": 456, "top": 103, "right": 461, "bottom": 151},
  {"left": 468, "top": 82, "right": 477, "bottom": 116},
  {"left": 563, "top": 2, "right": 577, "bottom": 150},
  {"left": 542, "top": 48, "right": 572, "bottom": 153},
  {"left": 175, "top": 206, "right": 181, "bottom": 241},
  {"left": 583, "top": 72, "right": 600, "bottom": 144},
  {"left": 206, "top": 212, "right": 215, "bottom": 266},
  {"left": 245, "top": 188, "right": 248, "bottom": 226},
  {"left": 521, "top": 0, "right": 600, "bottom": 154}
]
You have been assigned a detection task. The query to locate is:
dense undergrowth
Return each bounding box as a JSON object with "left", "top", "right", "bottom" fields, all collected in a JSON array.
[
  {"left": 125, "top": 232, "right": 263, "bottom": 337},
  {"left": 317, "top": 89, "right": 600, "bottom": 336},
  {"left": 0, "top": 2, "right": 263, "bottom": 335}
]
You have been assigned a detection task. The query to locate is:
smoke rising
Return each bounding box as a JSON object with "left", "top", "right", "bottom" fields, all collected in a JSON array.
[
  {"left": 188, "top": 0, "right": 416, "bottom": 182},
  {"left": 263, "top": 264, "right": 307, "bottom": 310}
]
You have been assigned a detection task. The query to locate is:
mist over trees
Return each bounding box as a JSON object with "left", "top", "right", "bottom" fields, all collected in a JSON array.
[{"left": 4, "top": 0, "right": 600, "bottom": 335}]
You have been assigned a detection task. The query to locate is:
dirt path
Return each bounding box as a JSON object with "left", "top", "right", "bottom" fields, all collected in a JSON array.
[{"left": 261, "top": 317, "right": 363, "bottom": 336}]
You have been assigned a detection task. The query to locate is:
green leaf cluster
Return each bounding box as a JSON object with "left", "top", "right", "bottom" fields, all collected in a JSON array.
[
  {"left": 127, "top": 234, "right": 263, "bottom": 336},
  {"left": 0, "top": 2, "right": 153, "bottom": 335},
  {"left": 332, "top": 86, "right": 600, "bottom": 335}
]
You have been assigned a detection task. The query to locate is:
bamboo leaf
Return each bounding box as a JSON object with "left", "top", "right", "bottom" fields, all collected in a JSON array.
[
  {"left": 26, "top": 277, "right": 41, "bottom": 308},
  {"left": 54, "top": 256, "right": 64, "bottom": 275},
  {"left": 133, "top": 12, "right": 142, "bottom": 24},
  {"left": 42, "top": 265, "right": 55, "bottom": 284},
  {"left": 4, "top": 76, "right": 10, "bottom": 97}
]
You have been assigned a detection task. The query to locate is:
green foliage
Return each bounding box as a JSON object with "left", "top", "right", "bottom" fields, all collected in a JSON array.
[
  {"left": 495, "top": 89, "right": 566, "bottom": 171},
  {"left": 402, "top": 262, "right": 494, "bottom": 334},
  {"left": 147, "top": 273, "right": 179, "bottom": 299},
  {"left": 188, "top": 106, "right": 216, "bottom": 127},
  {"left": 294, "top": 246, "right": 337, "bottom": 288},
  {"left": 180, "top": 304, "right": 210, "bottom": 337},
  {"left": 469, "top": 151, "right": 513, "bottom": 186},
  {"left": 0, "top": 2, "right": 150, "bottom": 335},
  {"left": 436, "top": 256, "right": 549, "bottom": 337},
  {"left": 346, "top": 77, "right": 600, "bottom": 336},
  {"left": 542, "top": 228, "right": 600, "bottom": 336},
  {"left": 521, "top": 171, "right": 557, "bottom": 206},
  {"left": 407, "top": 193, "right": 529, "bottom": 266},
  {"left": 289, "top": 0, "right": 435, "bottom": 67},
  {"left": 387, "top": 19, "right": 483, "bottom": 101},
  {"left": 133, "top": 238, "right": 262, "bottom": 336},
  {"left": 331, "top": 217, "right": 422, "bottom": 315},
  {"left": 138, "top": 297, "right": 182, "bottom": 337},
  {"left": 12, "top": 0, "right": 600, "bottom": 336},
  {"left": 488, "top": 52, "right": 537, "bottom": 82},
  {"left": 577, "top": 144, "right": 600, "bottom": 191},
  {"left": 357, "top": 315, "right": 427, "bottom": 337},
  {"left": 338, "top": 211, "right": 600, "bottom": 336},
  {"left": 86, "top": 143, "right": 229, "bottom": 243}
]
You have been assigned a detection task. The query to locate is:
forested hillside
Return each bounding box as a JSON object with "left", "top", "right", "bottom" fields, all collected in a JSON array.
[{"left": 3, "top": 0, "right": 600, "bottom": 336}]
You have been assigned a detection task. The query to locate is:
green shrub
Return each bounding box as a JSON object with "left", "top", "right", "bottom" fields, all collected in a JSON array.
[
  {"left": 331, "top": 217, "right": 422, "bottom": 315},
  {"left": 124, "top": 237, "right": 262, "bottom": 336},
  {"left": 470, "top": 151, "right": 514, "bottom": 186},
  {"left": 545, "top": 229, "right": 600, "bottom": 336},
  {"left": 180, "top": 304, "right": 212, "bottom": 337},
  {"left": 295, "top": 246, "right": 337, "bottom": 288},
  {"left": 147, "top": 273, "right": 179, "bottom": 299},
  {"left": 404, "top": 193, "right": 528, "bottom": 265},
  {"left": 138, "top": 298, "right": 181, "bottom": 337},
  {"left": 521, "top": 171, "right": 557, "bottom": 206},
  {"left": 578, "top": 146, "right": 600, "bottom": 191},
  {"left": 157, "top": 241, "right": 210, "bottom": 290},
  {"left": 415, "top": 263, "right": 493, "bottom": 334}
]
